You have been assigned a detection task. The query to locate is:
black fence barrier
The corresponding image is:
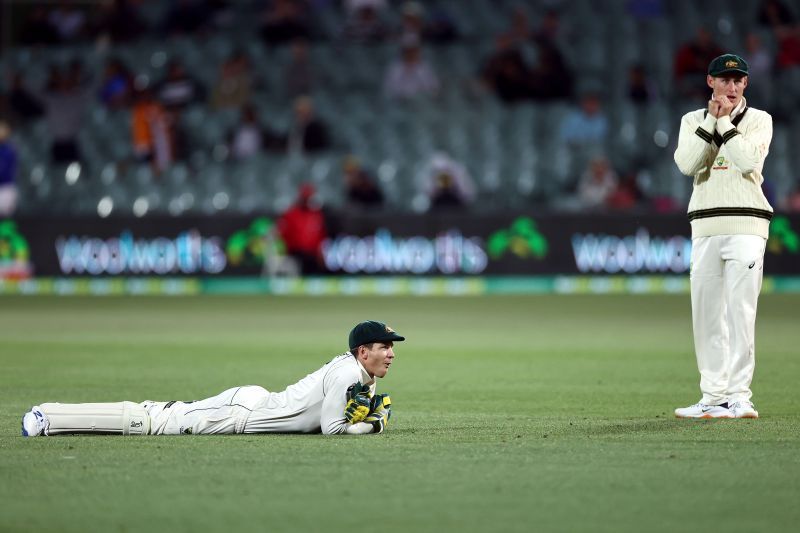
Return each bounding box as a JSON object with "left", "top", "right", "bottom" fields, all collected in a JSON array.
[{"left": 2, "top": 212, "right": 798, "bottom": 277}]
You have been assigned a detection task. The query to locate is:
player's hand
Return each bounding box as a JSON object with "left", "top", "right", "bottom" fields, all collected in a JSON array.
[
  {"left": 346, "top": 381, "right": 371, "bottom": 401},
  {"left": 708, "top": 94, "right": 722, "bottom": 118},
  {"left": 344, "top": 382, "right": 371, "bottom": 424},
  {"left": 716, "top": 94, "right": 734, "bottom": 117},
  {"left": 364, "top": 394, "right": 392, "bottom": 434}
]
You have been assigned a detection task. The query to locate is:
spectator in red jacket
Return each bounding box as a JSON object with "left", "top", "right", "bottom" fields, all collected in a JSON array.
[
  {"left": 277, "top": 183, "right": 328, "bottom": 274},
  {"left": 673, "top": 28, "right": 723, "bottom": 100}
]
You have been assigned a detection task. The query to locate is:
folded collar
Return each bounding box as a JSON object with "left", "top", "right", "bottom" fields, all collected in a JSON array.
[
  {"left": 731, "top": 97, "right": 747, "bottom": 120},
  {"left": 355, "top": 357, "right": 375, "bottom": 386}
]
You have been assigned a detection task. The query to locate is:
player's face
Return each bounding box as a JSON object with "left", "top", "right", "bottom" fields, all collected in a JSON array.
[
  {"left": 707, "top": 75, "right": 748, "bottom": 107},
  {"left": 361, "top": 342, "right": 395, "bottom": 378}
]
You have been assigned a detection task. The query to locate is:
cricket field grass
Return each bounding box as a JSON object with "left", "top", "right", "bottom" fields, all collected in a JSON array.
[{"left": 1, "top": 294, "right": 798, "bottom": 533}]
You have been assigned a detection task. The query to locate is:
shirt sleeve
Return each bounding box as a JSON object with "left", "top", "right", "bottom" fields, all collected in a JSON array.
[
  {"left": 674, "top": 112, "right": 717, "bottom": 177},
  {"left": 320, "top": 364, "right": 376, "bottom": 435},
  {"left": 715, "top": 113, "right": 772, "bottom": 175}
]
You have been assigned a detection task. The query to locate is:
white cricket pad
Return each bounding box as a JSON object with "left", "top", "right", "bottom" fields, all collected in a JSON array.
[{"left": 39, "top": 401, "right": 151, "bottom": 435}]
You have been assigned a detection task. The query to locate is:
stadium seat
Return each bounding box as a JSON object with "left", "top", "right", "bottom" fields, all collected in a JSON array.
[{"left": 5, "top": 0, "right": 793, "bottom": 216}]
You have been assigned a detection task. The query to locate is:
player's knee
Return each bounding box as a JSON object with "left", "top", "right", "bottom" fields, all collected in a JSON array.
[
  {"left": 121, "top": 401, "right": 151, "bottom": 435},
  {"left": 232, "top": 385, "right": 268, "bottom": 410}
]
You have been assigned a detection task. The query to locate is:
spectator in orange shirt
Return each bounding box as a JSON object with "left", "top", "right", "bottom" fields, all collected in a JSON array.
[{"left": 131, "top": 88, "right": 174, "bottom": 173}]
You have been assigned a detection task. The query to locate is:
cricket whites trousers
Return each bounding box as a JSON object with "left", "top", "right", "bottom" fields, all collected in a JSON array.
[
  {"left": 690, "top": 234, "right": 766, "bottom": 405},
  {"left": 143, "top": 385, "right": 267, "bottom": 435}
]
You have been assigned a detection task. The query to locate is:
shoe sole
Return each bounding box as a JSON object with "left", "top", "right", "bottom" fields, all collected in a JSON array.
[
  {"left": 675, "top": 413, "right": 734, "bottom": 419},
  {"left": 735, "top": 413, "right": 759, "bottom": 419}
]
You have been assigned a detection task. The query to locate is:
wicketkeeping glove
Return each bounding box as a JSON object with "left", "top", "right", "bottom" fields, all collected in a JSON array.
[
  {"left": 364, "top": 393, "right": 392, "bottom": 434},
  {"left": 344, "top": 382, "right": 371, "bottom": 424}
]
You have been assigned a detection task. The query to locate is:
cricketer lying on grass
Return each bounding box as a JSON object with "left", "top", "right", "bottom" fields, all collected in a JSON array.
[{"left": 21, "top": 321, "right": 403, "bottom": 437}]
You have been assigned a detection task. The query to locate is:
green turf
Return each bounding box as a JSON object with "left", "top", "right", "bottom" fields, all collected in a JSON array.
[{"left": 1, "top": 294, "right": 798, "bottom": 533}]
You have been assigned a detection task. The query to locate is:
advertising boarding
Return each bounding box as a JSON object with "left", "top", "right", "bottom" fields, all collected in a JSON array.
[{"left": 3, "top": 213, "right": 798, "bottom": 278}]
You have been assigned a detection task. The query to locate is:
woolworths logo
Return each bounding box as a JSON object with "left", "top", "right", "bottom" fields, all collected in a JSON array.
[
  {"left": 488, "top": 217, "right": 548, "bottom": 259},
  {"left": 571, "top": 228, "right": 690, "bottom": 273},
  {"left": 768, "top": 216, "right": 799, "bottom": 255},
  {"left": 226, "top": 217, "right": 285, "bottom": 267},
  {"left": 55, "top": 231, "right": 226, "bottom": 275}
]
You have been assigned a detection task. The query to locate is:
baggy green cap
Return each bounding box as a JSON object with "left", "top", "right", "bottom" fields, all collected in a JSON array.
[
  {"left": 708, "top": 54, "right": 748, "bottom": 77},
  {"left": 349, "top": 320, "right": 405, "bottom": 350}
]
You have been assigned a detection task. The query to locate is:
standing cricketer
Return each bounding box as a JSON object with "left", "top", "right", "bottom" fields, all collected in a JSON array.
[
  {"left": 673, "top": 54, "right": 772, "bottom": 419},
  {"left": 21, "top": 321, "right": 403, "bottom": 436}
]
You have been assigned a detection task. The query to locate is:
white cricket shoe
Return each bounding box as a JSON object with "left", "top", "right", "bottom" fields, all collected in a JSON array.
[
  {"left": 674, "top": 402, "right": 733, "bottom": 419},
  {"left": 730, "top": 401, "right": 759, "bottom": 419},
  {"left": 21, "top": 406, "right": 49, "bottom": 437}
]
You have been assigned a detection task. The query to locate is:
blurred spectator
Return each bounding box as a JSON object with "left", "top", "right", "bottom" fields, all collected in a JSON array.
[
  {"left": 131, "top": 88, "right": 174, "bottom": 173},
  {"left": 260, "top": 0, "right": 311, "bottom": 46},
  {"left": 673, "top": 28, "right": 723, "bottom": 100},
  {"left": 481, "top": 34, "right": 531, "bottom": 104},
  {"left": 230, "top": 104, "right": 264, "bottom": 160},
  {"left": 430, "top": 173, "right": 466, "bottom": 209},
  {"left": 626, "top": 0, "right": 664, "bottom": 20},
  {"left": 156, "top": 60, "right": 205, "bottom": 112},
  {"left": 96, "top": 0, "right": 147, "bottom": 43},
  {"left": 607, "top": 170, "right": 644, "bottom": 210},
  {"left": 534, "top": 9, "right": 565, "bottom": 48},
  {"left": 277, "top": 183, "right": 328, "bottom": 274},
  {"left": 559, "top": 93, "right": 608, "bottom": 147},
  {"left": 48, "top": 2, "right": 89, "bottom": 43},
  {"left": 398, "top": 1, "right": 425, "bottom": 44},
  {"left": 287, "top": 96, "right": 331, "bottom": 155},
  {"left": 784, "top": 182, "right": 800, "bottom": 212},
  {"left": 758, "top": 0, "right": 795, "bottom": 29},
  {"left": 0, "top": 122, "right": 18, "bottom": 218},
  {"left": 775, "top": 24, "right": 800, "bottom": 70},
  {"left": 743, "top": 33, "right": 774, "bottom": 104},
  {"left": 163, "top": 0, "right": 214, "bottom": 35},
  {"left": 424, "top": 152, "right": 476, "bottom": 209},
  {"left": 576, "top": 156, "right": 618, "bottom": 209},
  {"left": 505, "top": 4, "right": 532, "bottom": 45},
  {"left": 98, "top": 58, "right": 134, "bottom": 110},
  {"left": 343, "top": 0, "right": 389, "bottom": 43},
  {"left": 6, "top": 72, "right": 44, "bottom": 123},
  {"left": 529, "top": 40, "right": 573, "bottom": 101},
  {"left": 627, "top": 64, "right": 658, "bottom": 105},
  {"left": 395, "top": 1, "right": 459, "bottom": 45},
  {"left": 383, "top": 42, "right": 440, "bottom": 100},
  {"left": 423, "top": 6, "right": 459, "bottom": 44},
  {"left": 744, "top": 32, "right": 774, "bottom": 75},
  {"left": 284, "top": 39, "right": 314, "bottom": 99},
  {"left": 647, "top": 195, "right": 677, "bottom": 212},
  {"left": 344, "top": 0, "right": 387, "bottom": 14},
  {"left": 211, "top": 51, "right": 253, "bottom": 110},
  {"left": 343, "top": 156, "right": 384, "bottom": 208},
  {"left": 33, "top": 62, "right": 95, "bottom": 164},
  {"left": 18, "top": 7, "right": 59, "bottom": 45}
]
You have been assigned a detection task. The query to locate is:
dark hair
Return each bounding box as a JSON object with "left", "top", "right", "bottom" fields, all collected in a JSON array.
[{"left": 351, "top": 342, "right": 377, "bottom": 356}]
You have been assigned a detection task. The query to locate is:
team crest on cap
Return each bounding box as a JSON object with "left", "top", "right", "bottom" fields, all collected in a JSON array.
[
  {"left": 725, "top": 60, "right": 738, "bottom": 68},
  {"left": 385, "top": 325, "right": 395, "bottom": 333}
]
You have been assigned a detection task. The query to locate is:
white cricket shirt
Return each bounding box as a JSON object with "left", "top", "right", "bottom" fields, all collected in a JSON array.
[
  {"left": 673, "top": 97, "right": 773, "bottom": 238},
  {"left": 244, "top": 353, "right": 378, "bottom": 435}
]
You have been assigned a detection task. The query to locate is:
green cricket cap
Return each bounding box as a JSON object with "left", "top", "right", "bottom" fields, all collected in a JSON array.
[
  {"left": 349, "top": 320, "right": 405, "bottom": 350},
  {"left": 708, "top": 54, "right": 748, "bottom": 77}
]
